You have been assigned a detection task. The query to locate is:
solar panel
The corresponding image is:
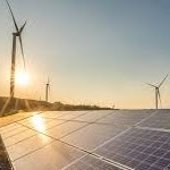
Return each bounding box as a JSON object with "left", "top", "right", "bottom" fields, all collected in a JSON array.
[
  {"left": 0, "top": 123, "right": 23, "bottom": 134},
  {"left": 73, "top": 110, "right": 112, "bottom": 123},
  {"left": 95, "top": 128, "right": 170, "bottom": 170},
  {"left": 97, "top": 110, "right": 153, "bottom": 126},
  {"left": 57, "top": 111, "right": 89, "bottom": 120},
  {"left": 13, "top": 141, "right": 85, "bottom": 170},
  {"left": 138, "top": 109, "right": 170, "bottom": 129},
  {"left": 44, "top": 121, "right": 87, "bottom": 139},
  {"left": 1, "top": 126, "right": 29, "bottom": 139},
  {"left": 63, "top": 155, "right": 122, "bottom": 170},
  {"left": 18, "top": 116, "right": 65, "bottom": 132},
  {"left": 62, "top": 123, "right": 126, "bottom": 150},
  {"left": 3, "top": 129, "right": 36, "bottom": 147},
  {"left": 7, "top": 134, "right": 53, "bottom": 161},
  {"left": 39, "top": 111, "right": 71, "bottom": 119}
]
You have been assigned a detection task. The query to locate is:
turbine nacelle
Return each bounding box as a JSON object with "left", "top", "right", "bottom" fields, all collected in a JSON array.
[{"left": 13, "top": 22, "right": 26, "bottom": 36}]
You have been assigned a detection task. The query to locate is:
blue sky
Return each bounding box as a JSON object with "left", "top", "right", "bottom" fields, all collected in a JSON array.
[{"left": 0, "top": 0, "right": 170, "bottom": 108}]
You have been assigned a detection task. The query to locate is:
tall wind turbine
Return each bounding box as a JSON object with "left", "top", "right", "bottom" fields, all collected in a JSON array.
[
  {"left": 45, "top": 77, "right": 50, "bottom": 102},
  {"left": 146, "top": 74, "right": 168, "bottom": 109},
  {"left": 5, "top": 0, "right": 26, "bottom": 99}
]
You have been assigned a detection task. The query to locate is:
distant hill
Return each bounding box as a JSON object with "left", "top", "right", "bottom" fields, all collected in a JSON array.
[{"left": 0, "top": 96, "right": 113, "bottom": 116}]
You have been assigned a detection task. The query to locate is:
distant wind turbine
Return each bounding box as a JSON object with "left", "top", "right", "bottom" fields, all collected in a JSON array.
[
  {"left": 45, "top": 77, "right": 51, "bottom": 102},
  {"left": 5, "top": 0, "right": 26, "bottom": 98},
  {"left": 146, "top": 74, "right": 168, "bottom": 109}
]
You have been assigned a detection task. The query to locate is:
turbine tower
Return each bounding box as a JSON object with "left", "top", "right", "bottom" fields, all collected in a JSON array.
[
  {"left": 45, "top": 77, "right": 50, "bottom": 102},
  {"left": 5, "top": 0, "right": 26, "bottom": 99},
  {"left": 146, "top": 74, "right": 168, "bottom": 109}
]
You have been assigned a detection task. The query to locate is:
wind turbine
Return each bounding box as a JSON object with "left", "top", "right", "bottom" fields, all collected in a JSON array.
[
  {"left": 5, "top": 0, "right": 26, "bottom": 99},
  {"left": 45, "top": 77, "right": 51, "bottom": 102},
  {"left": 146, "top": 74, "right": 168, "bottom": 109}
]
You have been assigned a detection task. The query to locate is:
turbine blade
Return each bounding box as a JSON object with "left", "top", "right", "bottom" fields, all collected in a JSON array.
[
  {"left": 159, "top": 74, "right": 168, "bottom": 88},
  {"left": 18, "top": 35, "right": 26, "bottom": 69},
  {"left": 19, "top": 21, "right": 26, "bottom": 33},
  {"left": 5, "top": 0, "right": 19, "bottom": 32},
  {"left": 145, "top": 83, "right": 157, "bottom": 88},
  {"left": 158, "top": 90, "right": 162, "bottom": 108}
]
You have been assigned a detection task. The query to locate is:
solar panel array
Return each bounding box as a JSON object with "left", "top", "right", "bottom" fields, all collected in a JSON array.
[{"left": 0, "top": 109, "right": 170, "bottom": 170}]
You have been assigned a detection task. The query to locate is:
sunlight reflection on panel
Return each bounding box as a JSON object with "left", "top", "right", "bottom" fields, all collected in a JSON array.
[{"left": 31, "top": 115, "right": 46, "bottom": 132}]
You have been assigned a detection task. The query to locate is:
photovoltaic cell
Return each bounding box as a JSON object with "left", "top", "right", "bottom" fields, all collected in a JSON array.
[
  {"left": 19, "top": 117, "right": 65, "bottom": 132},
  {"left": 1, "top": 126, "right": 29, "bottom": 139},
  {"left": 138, "top": 109, "right": 170, "bottom": 129},
  {"left": 97, "top": 110, "right": 153, "bottom": 126},
  {"left": 44, "top": 121, "right": 87, "bottom": 139},
  {"left": 57, "top": 111, "right": 88, "bottom": 120},
  {"left": 63, "top": 155, "right": 122, "bottom": 170},
  {"left": 62, "top": 123, "right": 126, "bottom": 150},
  {"left": 7, "top": 134, "right": 53, "bottom": 161},
  {"left": 0, "top": 111, "right": 39, "bottom": 128},
  {"left": 3, "top": 129, "right": 36, "bottom": 147},
  {"left": 0, "top": 123, "right": 22, "bottom": 134},
  {"left": 13, "top": 141, "right": 85, "bottom": 170},
  {"left": 95, "top": 128, "right": 170, "bottom": 170},
  {"left": 39, "top": 111, "right": 70, "bottom": 119},
  {"left": 73, "top": 110, "right": 112, "bottom": 122}
]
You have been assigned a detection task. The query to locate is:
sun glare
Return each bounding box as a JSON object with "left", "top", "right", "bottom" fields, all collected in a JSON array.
[
  {"left": 31, "top": 115, "right": 46, "bottom": 132},
  {"left": 16, "top": 71, "right": 30, "bottom": 86}
]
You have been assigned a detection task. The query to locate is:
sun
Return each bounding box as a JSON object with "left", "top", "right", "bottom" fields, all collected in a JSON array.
[{"left": 16, "top": 71, "right": 30, "bottom": 86}]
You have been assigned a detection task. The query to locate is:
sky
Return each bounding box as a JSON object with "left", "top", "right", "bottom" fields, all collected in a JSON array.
[{"left": 0, "top": 0, "right": 170, "bottom": 109}]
